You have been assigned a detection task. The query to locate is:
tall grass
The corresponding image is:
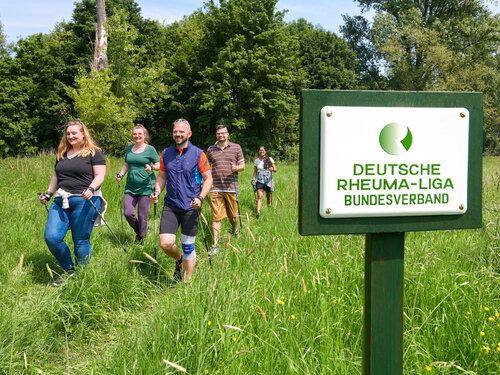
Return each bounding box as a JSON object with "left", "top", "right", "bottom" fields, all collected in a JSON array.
[{"left": 0, "top": 155, "right": 498, "bottom": 374}]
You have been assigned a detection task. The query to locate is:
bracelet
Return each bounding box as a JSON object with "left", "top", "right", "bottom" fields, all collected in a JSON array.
[
  {"left": 145, "top": 164, "right": 152, "bottom": 170},
  {"left": 197, "top": 195, "right": 204, "bottom": 206},
  {"left": 152, "top": 191, "right": 160, "bottom": 197},
  {"left": 117, "top": 173, "right": 124, "bottom": 178},
  {"left": 44, "top": 191, "right": 53, "bottom": 200},
  {"left": 88, "top": 187, "right": 95, "bottom": 194}
]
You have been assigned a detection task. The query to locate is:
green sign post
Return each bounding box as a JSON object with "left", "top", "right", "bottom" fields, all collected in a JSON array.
[{"left": 299, "top": 90, "right": 482, "bottom": 374}]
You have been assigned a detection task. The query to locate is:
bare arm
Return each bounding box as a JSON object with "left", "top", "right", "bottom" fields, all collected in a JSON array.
[
  {"left": 270, "top": 163, "right": 277, "bottom": 173},
  {"left": 151, "top": 170, "right": 167, "bottom": 203},
  {"left": 83, "top": 164, "right": 106, "bottom": 200},
  {"left": 231, "top": 160, "right": 245, "bottom": 173},
  {"left": 144, "top": 162, "right": 160, "bottom": 173},
  {"left": 39, "top": 172, "right": 58, "bottom": 204},
  {"left": 116, "top": 162, "right": 128, "bottom": 182}
]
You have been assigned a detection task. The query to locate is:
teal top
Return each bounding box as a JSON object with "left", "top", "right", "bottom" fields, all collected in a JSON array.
[{"left": 124, "top": 144, "right": 160, "bottom": 195}]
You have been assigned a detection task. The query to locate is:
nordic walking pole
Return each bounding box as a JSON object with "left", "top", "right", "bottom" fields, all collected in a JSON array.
[
  {"left": 233, "top": 171, "right": 243, "bottom": 229},
  {"left": 197, "top": 209, "right": 212, "bottom": 267},
  {"left": 116, "top": 175, "right": 125, "bottom": 242},
  {"left": 87, "top": 198, "right": 127, "bottom": 252},
  {"left": 37, "top": 193, "right": 50, "bottom": 213},
  {"left": 147, "top": 172, "right": 158, "bottom": 277}
]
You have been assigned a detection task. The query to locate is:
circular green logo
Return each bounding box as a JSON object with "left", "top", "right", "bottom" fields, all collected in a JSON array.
[{"left": 379, "top": 122, "right": 413, "bottom": 155}]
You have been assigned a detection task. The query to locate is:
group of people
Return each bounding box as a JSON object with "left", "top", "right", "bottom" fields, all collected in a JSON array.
[{"left": 38, "top": 119, "right": 277, "bottom": 285}]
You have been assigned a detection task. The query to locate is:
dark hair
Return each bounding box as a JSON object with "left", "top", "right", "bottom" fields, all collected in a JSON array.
[
  {"left": 259, "top": 146, "right": 273, "bottom": 169},
  {"left": 216, "top": 124, "right": 228, "bottom": 132}
]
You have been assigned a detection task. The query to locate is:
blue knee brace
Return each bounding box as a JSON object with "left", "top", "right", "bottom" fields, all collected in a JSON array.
[{"left": 181, "top": 234, "right": 196, "bottom": 260}]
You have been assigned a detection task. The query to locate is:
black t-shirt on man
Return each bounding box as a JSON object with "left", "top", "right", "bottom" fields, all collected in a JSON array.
[{"left": 55, "top": 151, "right": 106, "bottom": 194}]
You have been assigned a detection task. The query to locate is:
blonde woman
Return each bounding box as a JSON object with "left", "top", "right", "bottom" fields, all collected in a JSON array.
[
  {"left": 39, "top": 120, "right": 106, "bottom": 286},
  {"left": 115, "top": 124, "right": 160, "bottom": 244}
]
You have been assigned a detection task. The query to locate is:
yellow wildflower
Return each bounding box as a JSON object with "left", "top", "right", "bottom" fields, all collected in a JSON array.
[
  {"left": 495, "top": 312, "right": 499, "bottom": 317},
  {"left": 483, "top": 346, "right": 490, "bottom": 354},
  {"left": 291, "top": 315, "right": 296, "bottom": 320},
  {"left": 233, "top": 337, "right": 236, "bottom": 342},
  {"left": 425, "top": 365, "right": 432, "bottom": 371},
  {"left": 488, "top": 317, "right": 495, "bottom": 322},
  {"left": 480, "top": 331, "right": 485, "bottom": 336},
  {"left": 208, "top": 321, "right": 212, "bottom": 326},
  {"left": 466, "top": 311, "right": 471, "bottom": 315},
  {"left": 205, "top": 371, "right": 209, "bottom": 374},
  {"left": 484, "top": 307, "right": 490, "bottom": 311}
]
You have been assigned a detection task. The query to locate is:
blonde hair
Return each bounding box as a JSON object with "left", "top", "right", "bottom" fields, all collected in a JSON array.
[
  {"left": 57, "top": 120, "right": 101, "bottom": 161},
  {"left": 133, "top": 124, "right": 150, "bottom": 144}
]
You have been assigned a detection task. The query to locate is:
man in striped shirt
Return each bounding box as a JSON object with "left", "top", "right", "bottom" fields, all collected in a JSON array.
[{"left": 206, "top": 125, "right": 245, "bottom": 255}]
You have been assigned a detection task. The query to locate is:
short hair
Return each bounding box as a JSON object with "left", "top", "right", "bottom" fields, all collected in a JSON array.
[
  {"left": 173, "top": 118, "right": 190, "bottom": 126},
  {"left": 216, "top": 124, "right": 228, "bottom": 132}
]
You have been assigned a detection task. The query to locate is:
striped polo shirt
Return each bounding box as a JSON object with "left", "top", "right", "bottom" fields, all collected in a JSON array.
[{"left": 206, "top": 141, "right": 244, "bottom": 192}]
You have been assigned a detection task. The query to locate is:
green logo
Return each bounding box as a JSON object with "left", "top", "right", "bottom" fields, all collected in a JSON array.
[{"left": 379, "top": 122, "right": 413, "bottom": 155}]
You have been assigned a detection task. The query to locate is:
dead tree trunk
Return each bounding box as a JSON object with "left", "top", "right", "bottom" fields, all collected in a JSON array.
[{"left": 92, "top": 0, "right": 108, "bottom": 70}]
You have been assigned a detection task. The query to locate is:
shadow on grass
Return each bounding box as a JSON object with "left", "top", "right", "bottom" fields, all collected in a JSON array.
[{"left": 24, "top": 252, "right": 61, "bottom": 284}]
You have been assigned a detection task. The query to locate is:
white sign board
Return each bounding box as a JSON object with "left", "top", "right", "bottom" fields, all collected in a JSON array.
[{"left": 319, "top": 106, "right": 469, "bottom": 218}]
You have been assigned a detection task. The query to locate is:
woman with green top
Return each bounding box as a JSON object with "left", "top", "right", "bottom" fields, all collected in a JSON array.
[{"left": 115, "top": 124, "right": 160, "bottom": 244}]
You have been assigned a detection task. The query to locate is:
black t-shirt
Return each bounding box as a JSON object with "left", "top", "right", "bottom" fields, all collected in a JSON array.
[{"left": 55, "top": 150, "right": 106, "bottom": 194}]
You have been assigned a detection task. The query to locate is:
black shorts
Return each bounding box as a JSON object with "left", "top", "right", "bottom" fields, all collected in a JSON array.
[
  {"left": 256, "top": 181, "right": 272, "bottom": 192},
  {"left": 160, "top": 204, "right": 199, "bottom": 236}
]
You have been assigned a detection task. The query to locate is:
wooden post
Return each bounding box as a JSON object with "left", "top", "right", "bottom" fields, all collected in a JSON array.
[{"left": 363, "top": 232, "right": 405, "bottom": 374}]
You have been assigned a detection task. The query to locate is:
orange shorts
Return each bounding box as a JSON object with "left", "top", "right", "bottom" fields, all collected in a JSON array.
[{"left": 210, "top": 192, "right": 238, "bottom": 222}]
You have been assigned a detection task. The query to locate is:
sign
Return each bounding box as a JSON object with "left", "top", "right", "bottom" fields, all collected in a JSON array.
[
  {"left": 319, "top": 106, "right": 469, "bottom": 218},
  {"left": 299, "top": 90, "right": 482, "bottom": 235}
]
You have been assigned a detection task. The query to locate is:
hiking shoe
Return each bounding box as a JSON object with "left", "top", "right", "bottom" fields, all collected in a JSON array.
[
  {"left": 209, "top": 244, "right": 219, "bottom": 256},
  {"left": 173, "top": 258, "right": 183, "bottom": 282},
  {"left": 53, "top": 269, "right": 75, "bottom": 287},
  {"left": 232, "top": 229, "right": 240, "bottom": 238},
  {"left": 256, "top": 212, "right": 260, "bottom": 219},
  {"left": 135, "top": 234, "right": 145, "bottom": 245}
]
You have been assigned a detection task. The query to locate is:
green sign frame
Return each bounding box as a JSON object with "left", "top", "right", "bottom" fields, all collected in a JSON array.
[{"left": 299, "top": 90, "right": 483, "bottom": 235}]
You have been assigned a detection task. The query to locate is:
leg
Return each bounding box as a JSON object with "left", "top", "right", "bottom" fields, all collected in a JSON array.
[
  {"left": 69, "top": 196, "right": 100, "bottom": 269},
  {"left": 225, "top": 192, "right": 238, "bottom": 233},
  {"left": 210, "top": 192, "right": 226, "bottom": 246},
  {"left": 212, "top": 220, "right": 221, "bottom": 245},
  {"left": 123, "top": 193, "right": 139, "bottom": 234},
  {"left": 266, "top": 191, "right": 272, "bottom": 206},
  {"left": 159, "top": 233, "right": 182, "bottom": 261},
  {"left": 44, "top": 198, "right": 73, "bottom": 271},
  {"left": 180, "top": 209, "right": 200, "bottom": 281},
  {"left": 159, "top": 205, "right": 182, "bottom": 261},
  {"left": 136, "top": 195, "right": 152, "bottom": 238},
  {"left": 256, "top": 189, "right": 264, "bottom": 214}
]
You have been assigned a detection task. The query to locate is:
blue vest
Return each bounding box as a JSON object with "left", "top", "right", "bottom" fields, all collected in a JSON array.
[{"left": 162, "top": 142, "right": 204, "bottom": 210}]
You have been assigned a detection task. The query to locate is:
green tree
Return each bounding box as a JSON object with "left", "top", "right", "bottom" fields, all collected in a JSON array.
[
  {"left": 342, "top": 0, "right": 500, "bottom": 153},
  {"left": 192, "top": 0, "right": 304, "bottom": 157},
  {"left": 67, "top": 68, "right": 135, "bottom": 154},
  {"left": 288, "top": 19, "right": 356, "bottom": 90}
]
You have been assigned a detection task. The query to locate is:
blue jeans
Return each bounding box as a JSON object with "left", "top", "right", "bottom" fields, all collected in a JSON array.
[{"left": 44, "top": 196, "right": 100, "bottom": 271}]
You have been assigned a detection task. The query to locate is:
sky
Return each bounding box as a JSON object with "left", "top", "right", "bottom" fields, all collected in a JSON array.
[
  {"left": 1, "top": 0, "right": 368, "bottom": 43},
  {"left": 1, "top": 0, "right": 499, "bottom": 44}
]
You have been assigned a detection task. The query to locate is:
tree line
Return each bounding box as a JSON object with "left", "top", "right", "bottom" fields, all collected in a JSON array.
[{"left": 0, "top": 0, "right": 498, "bottom": 158}]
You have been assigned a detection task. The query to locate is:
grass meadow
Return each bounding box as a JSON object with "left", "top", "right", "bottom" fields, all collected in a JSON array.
[{"left": 0, "top": 155, "right": 498, "bottom": 374}]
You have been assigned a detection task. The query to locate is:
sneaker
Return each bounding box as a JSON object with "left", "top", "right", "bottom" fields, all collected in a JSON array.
[
  {"left": 135, "top": 234, "right": 145, "bottom": 245},
  {"left": 209, "top": 244, "right": 219, "bottom": 256},
  {"left": 256, "top": 212, "right": 260, "bottom": 219},
  {"left": 173, "top": 258, "right": 183, "bottom": 282},
  {"left": 232, "top": 229, "right": 240, "bottom": 238},
  {"left": 53, "top": 269, "right": 75, "bottom": 287}
]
